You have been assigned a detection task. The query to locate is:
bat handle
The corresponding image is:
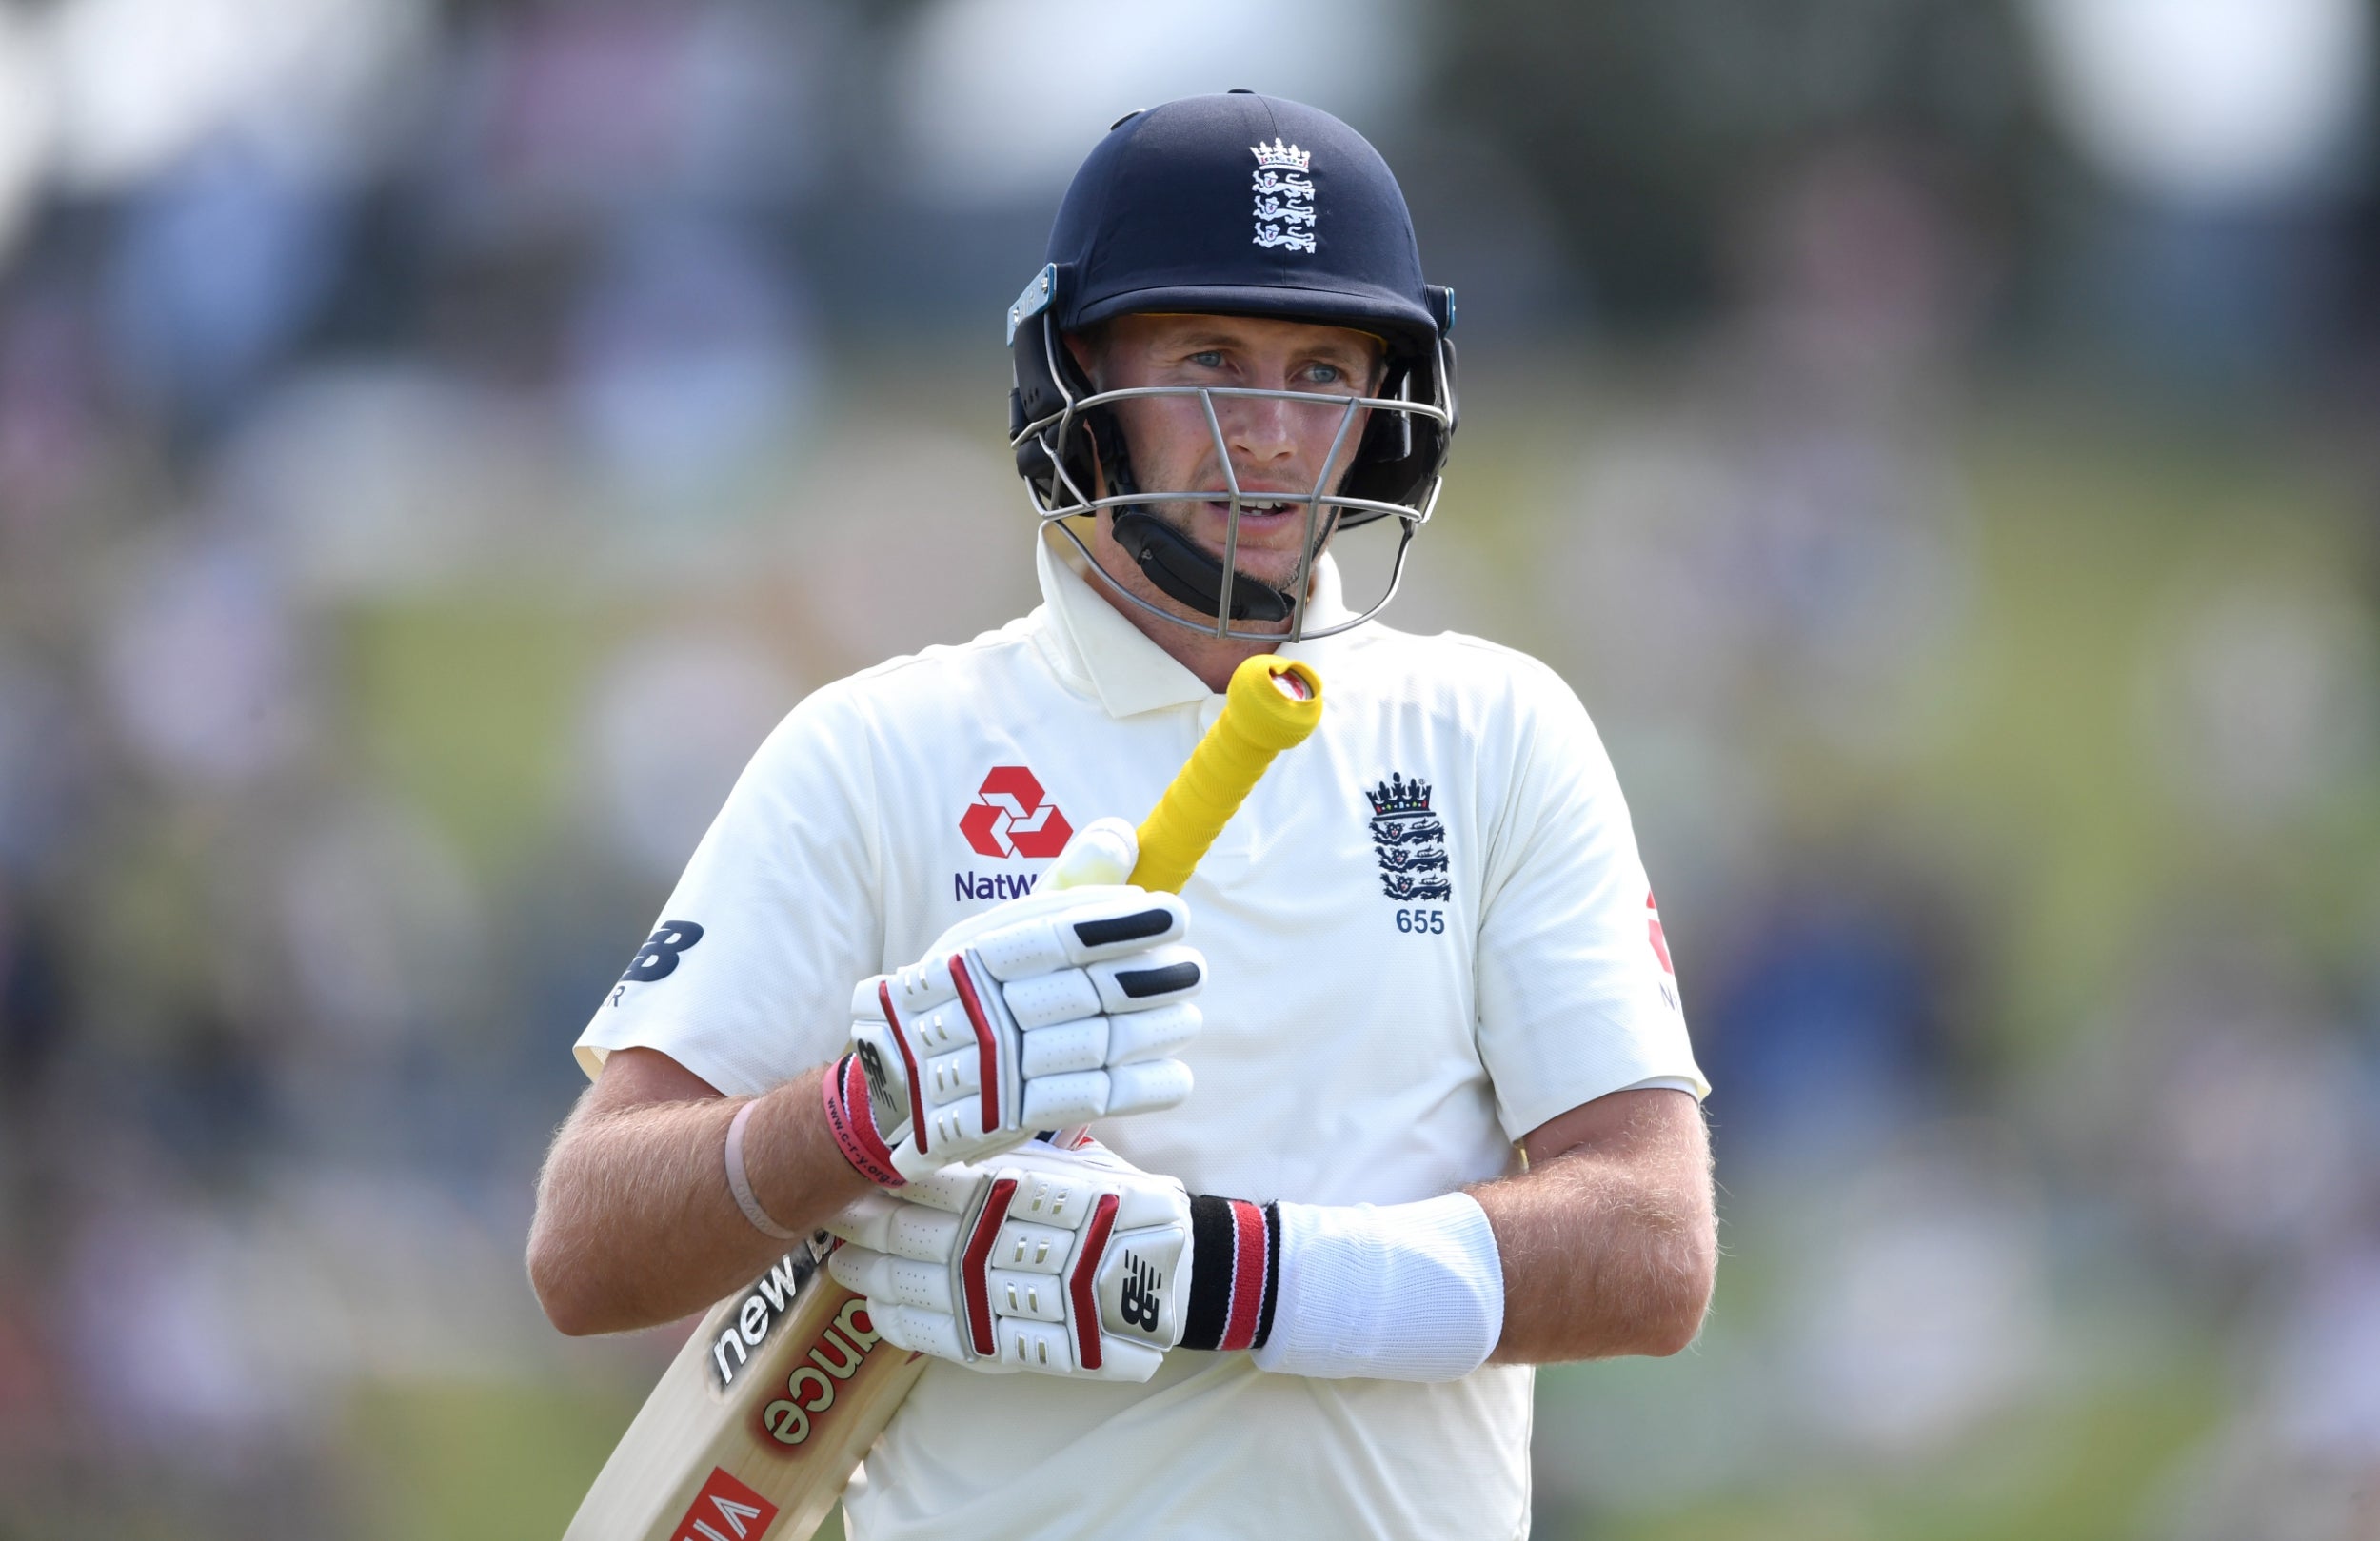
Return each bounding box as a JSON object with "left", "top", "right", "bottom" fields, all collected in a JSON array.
[{"left": 1131, "top": 656, "right": 1323, "bottom": 894}]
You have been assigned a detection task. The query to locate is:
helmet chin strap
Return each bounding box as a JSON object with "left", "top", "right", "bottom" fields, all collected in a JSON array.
[
  {"left": 1089, "top": 409, "right": 1297, "bottom": 624},
  {"left": 1111, "top": 511, "right": 1295, "bottom": 624}
]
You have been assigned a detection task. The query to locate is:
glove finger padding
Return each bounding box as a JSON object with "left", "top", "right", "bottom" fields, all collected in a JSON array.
[
  {"left": 866, "top": 1300, "right": 978, "bottom": 1365},
  {"left": 831, "top": 856, "right": 1205, "bottom": 1185},
  {"left": 831, "top": 1244, "right": 955, "bottom": 1314},
  {"left": 1102, "top": 1001, "right": 1200, "bottom": 1065},
  {"left": 1102, "top": 1058, "right": 1195, "bottom": 1118},
  {"left": 967, "top": 891, "right": 1189, "bottom": 980},
  {"left": 1017, "top": 1001, "right": 1200, "bottom": 1077},
  {"left": 832, "top": 1143, "right": 1194, "bottom": 1383},
  {"left": 1086, "top": 946, "right": 1204, "bottom": 1013},
  {"left": 823, "top": 1191, "right": 904, "bottom": 1250}
]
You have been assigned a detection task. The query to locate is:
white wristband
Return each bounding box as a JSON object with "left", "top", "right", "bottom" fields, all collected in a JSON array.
[
  {"left": 1249, "top": 1192, "right": 1505, "bottom": 1382},
  {"left": 724, "top": 1098, "right": 802, "bottom": 1241}
]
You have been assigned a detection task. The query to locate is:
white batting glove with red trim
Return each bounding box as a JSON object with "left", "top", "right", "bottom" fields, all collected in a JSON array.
[
  {"left": 820, "top": 820, "right": 1203, "bottom": 1186},
  {"left": 826, "top": 1140, "right": 1277, "bottom": 1382}
]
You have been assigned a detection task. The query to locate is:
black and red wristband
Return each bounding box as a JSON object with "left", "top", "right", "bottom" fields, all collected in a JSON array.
[{"left": 1180, "top": 1195, "right": 1281, "bottom": 1353}]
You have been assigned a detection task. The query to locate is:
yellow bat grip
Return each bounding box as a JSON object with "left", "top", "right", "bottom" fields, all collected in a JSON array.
[{"left": 1131, "top": 656, "right": 1324, "bottom": 894}]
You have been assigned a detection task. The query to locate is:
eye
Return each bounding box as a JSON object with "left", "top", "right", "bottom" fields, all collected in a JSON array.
[
  {"left": 1306, "top": 363, "right": 1345, "bottom": 385},
  {"left": 1187, "top": 350, "right": 1225, "bottom": 368}
]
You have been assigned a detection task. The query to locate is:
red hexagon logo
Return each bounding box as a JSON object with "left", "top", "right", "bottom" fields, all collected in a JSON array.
[{"left": 959, "top": 766, "right": 1075, "bottom": 859}]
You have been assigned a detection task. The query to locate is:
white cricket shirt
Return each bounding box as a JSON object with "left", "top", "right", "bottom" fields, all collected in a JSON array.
[{"left": 576, "top": 529, "right": 1708, "bottom": 1541}]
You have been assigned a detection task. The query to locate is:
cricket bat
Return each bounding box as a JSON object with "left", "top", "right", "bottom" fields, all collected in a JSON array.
[{"left": 564, "top": 654, "right": 1325, "bottom": 1541}]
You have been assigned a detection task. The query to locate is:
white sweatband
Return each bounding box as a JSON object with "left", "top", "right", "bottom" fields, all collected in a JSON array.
[
  {"left": 724, "top": 1098, "right": 802, "bottom": 1241},
  {"left": 1249, "top": 1192, "right": 1504, "bottom": 1382}
]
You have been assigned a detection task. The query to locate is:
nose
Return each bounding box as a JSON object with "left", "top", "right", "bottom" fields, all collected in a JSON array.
[{"left": 1221, "top": 390, "right": 1299, "bottom": 471}]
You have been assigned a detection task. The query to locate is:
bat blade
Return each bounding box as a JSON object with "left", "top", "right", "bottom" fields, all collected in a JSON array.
[{"left": 563, "top": 1248, "right": 921, "bottom": 1541}]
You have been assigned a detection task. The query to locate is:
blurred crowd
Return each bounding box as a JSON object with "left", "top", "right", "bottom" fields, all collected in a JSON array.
[{"left": 1, "top": 1, "right": 2378, "bottom": 1537}]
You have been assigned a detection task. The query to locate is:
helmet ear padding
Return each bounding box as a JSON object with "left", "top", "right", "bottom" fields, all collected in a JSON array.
[
  {"left": 1010, "top": 266, "right": 1096, "bottom": 502},
  {"left": 1339, "top": 332, "right": 1456, "bottom": 522}
]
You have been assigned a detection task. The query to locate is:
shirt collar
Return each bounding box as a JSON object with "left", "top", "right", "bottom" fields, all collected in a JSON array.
[{"left": 1030, "top": 524, "right": 1358, "bottom": 720}]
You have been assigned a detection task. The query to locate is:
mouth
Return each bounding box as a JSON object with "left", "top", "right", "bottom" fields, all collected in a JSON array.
[{"left": 1198, "top": 496, "right": 1309, "bottom": 528}]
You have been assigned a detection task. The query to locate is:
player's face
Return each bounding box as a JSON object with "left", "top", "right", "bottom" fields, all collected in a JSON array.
[{"left": 1074, "top": 312, "right": 1385, "bottom": 613}]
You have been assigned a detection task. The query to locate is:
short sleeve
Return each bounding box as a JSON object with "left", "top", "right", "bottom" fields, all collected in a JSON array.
[
  {"left": 572, "top": 682, "right": 883, "bottom": 1096},
  {"left": 1473, "top": 665, "right": 1708, "bottom": 1142}
]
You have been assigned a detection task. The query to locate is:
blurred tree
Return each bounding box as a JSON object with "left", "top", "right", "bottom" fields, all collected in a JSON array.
[{"left": 1430, "top": 0, "right": 2049, "bottom": 331}]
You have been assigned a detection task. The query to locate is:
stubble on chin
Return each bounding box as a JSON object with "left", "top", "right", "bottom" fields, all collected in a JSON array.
[
  {"left": 1088, "top": 505, "right": 1305, "bottom": 638},
  {"left": 1155, "top": 496, "right": 1320, "bottom": 586}
]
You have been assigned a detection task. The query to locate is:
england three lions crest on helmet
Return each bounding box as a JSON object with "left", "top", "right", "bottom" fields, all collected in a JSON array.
[{"left": 1251, "top": 139, "right": 1317, "bottom": 253}]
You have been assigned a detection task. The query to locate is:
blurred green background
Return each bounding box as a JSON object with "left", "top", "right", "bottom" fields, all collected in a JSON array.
[{"left": 1, "top": 1, "right": 2377, "bottom": 1537}]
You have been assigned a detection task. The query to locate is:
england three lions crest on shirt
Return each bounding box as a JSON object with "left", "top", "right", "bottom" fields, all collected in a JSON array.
[{"left": 1369, "top": 772, "right": 1450, "bottom": 907}]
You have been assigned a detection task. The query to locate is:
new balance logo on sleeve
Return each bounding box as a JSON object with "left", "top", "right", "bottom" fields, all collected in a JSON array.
[
  {"left": 624, "top": 920, "right": 706, "bottom": 983},
  {"left": 613, "top": 920, "right": 706, "bottom": 1004}
]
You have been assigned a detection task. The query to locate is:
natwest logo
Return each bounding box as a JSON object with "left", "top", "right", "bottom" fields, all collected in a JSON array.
[{"left": 960, "top": 767, "right": 1073, "bottom": 859}]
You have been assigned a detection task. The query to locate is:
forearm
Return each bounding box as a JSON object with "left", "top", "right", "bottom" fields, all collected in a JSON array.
[
  {"left": 1467, "top": 1102, "right": 1716, "bottom": 1362},
  {"left": 527, "top": 1063, "right": 871, "bottom": 1334},
  {"left": 819, "top": 1091, "right": 1712, "bottom": 1390},
  {"left": 1177, "top": 1093, "right": 1712, "bottom": 1380}
]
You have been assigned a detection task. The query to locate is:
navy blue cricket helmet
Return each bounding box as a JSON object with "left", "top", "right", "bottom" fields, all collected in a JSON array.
[{"left": 1006, "top": 91, "right": 1458, "bottom": 640}]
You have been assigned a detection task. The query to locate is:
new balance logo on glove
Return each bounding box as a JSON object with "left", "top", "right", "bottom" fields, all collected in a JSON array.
[{"left": 1119, "top": 1253, "right": 1164, "bottom": 1334}]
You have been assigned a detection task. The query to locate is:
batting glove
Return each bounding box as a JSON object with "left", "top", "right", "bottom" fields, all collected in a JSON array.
[
  {"left": 828, "top": 1139, "right": 1273, "bottom": 1382},
  {"left": 831, "top": 1140, "right": 1510, "bottom": 1387},
  {"left": 821, "top": 820, "right": 1203, "bottom": 1186}
]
